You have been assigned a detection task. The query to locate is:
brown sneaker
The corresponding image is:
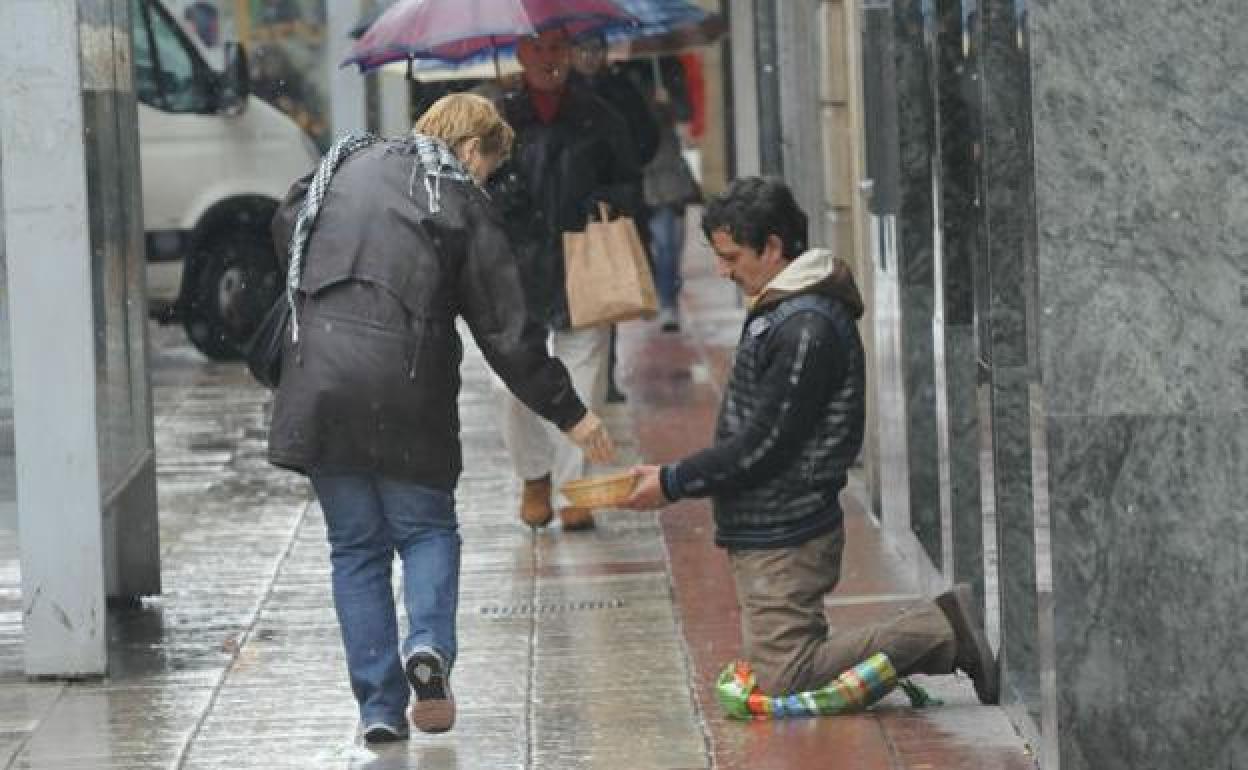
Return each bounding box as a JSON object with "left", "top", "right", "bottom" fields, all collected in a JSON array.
[
  {"left": 934, "top": 583, "right": 1000, "bottom": 705},
  {"left": 520, "top": 475, "right": 553, "bottom": 528},
  {"left": 558, "top": 506, "right": 596, "bottom": 531},
  {"left": 404, "top": 650, "right": 454, "bottom": 733}
]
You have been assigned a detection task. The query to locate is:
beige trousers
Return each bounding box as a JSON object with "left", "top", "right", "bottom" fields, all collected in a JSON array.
[
  {"left": 498, "top": 324, "right": 610, "bottom": 508},
  {"left": 728, "top": 528, "right": 957, "bottom": 696}
]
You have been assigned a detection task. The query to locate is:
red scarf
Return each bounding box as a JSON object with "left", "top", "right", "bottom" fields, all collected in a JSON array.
[{"left": 529, "top": 87, "right": 563, "bottom": 124}]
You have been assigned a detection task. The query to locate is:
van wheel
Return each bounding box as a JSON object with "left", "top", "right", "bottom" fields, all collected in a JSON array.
[{"left": 183, "top": 229, "right": 281, "bottom": 360}]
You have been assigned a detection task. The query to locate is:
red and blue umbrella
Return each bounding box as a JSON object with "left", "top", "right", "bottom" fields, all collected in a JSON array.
[
  {"left": 343, "top": 0, "right": 641, "bottom": 73},
  {"left": 606, "top": 0, "right": 727, "bottom": 56}
]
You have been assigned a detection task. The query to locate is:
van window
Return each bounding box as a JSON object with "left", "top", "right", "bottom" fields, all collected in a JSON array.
[
  {"left": 132, "top": 0, "right": 215, "bottom": 113},
  {"left": 132, "top": 0, "right": 161, "bottom": 107}
]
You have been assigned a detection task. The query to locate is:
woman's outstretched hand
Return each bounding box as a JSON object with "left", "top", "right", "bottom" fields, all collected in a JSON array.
[{"left": 566, "top": 412, "right": 616, "bottom": 464}]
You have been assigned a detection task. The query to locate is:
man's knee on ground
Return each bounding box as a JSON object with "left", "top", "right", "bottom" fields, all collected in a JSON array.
[{"left": 749, "top": 656, "right": 804, "bottom": 696}]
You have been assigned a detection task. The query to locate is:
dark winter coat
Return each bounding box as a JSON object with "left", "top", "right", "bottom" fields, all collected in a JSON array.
[
  {"left": 662, "top": 253, "right": 866, "bottom": 549},
  {"left": 486, "top": 82, "right": 643, "bottom": 330},
  {"left": 266, "top": 140, "right": 587, "bottom": 491},
  {"left": 643, "top": 100, "right": 701, "bottom": 209},
  {"left": 571, "top": 67, "right": 660, "bottom": 167}
]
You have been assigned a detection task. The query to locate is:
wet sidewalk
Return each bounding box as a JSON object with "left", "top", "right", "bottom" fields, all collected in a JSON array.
[{"left": 0, "top": 238, "right": 1035, "bottom": 769}]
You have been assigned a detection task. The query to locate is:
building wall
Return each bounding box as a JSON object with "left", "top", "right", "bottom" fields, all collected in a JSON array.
[
  {"left": 766, "top": 0, "right": 1248, "bottom": 766},
  {"left": 1028, "top": 1, "right": 1248, "bottom": 767}
]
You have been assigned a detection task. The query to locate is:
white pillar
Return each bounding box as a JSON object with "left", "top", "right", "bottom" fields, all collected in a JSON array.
[
  {"left": 777, "top": 0, "right": 826, "bottom": 238},
  {"left": 328, "top": 0, "right": 368, "bottom": 137},
  {"left": 728, "top": 0, "right": 760, "bottom": 176},
  {"left": 379, "top": 71, "right": 412, "bottom": 136},
  {"left": 0, "top": 0, "right": 107, "bottom": 676}
]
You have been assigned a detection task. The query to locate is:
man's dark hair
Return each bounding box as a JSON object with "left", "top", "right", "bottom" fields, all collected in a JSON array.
[{"left": 701, "top": 177, "right": 808, "bottom": 259}]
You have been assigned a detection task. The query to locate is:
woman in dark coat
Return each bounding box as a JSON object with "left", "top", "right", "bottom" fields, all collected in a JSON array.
[{"left": 267, "top": 94, "right": 614, "bottom": 742}]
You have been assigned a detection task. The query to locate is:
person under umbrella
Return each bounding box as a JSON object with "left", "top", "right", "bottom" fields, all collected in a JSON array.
[
  {"left": 568, "top": 30, "right": 659, "bottom": 402},
  {"left": 480, "top": 27, "right": 644, "bottom": 531}
]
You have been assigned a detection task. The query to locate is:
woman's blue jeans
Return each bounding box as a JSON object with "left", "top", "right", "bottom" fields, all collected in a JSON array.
[
  {"left": 648, "top": 205, "right": 686, "bottom": 309},
  {"left": 310, "top": 472, "right": 461, "bottom": 727}
]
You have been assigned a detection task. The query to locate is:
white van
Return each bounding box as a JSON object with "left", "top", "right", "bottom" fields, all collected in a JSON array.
[{"left": 132, "top": 0, "right": 319, "bottom": 358}]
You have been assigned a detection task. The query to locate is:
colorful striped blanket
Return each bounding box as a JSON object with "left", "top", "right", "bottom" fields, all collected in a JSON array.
[{"left": 715, "top": 654, "right": 939, "bottom": 720}]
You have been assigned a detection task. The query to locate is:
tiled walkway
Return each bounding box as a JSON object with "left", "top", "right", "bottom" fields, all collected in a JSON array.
[{"left": 0, "top": 239, "right": 1036, "bottom": 768}]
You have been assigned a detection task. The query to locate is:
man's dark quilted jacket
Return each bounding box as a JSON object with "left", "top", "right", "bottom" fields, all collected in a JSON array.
[{"left": 662, "top": 267, "right": 865, "bottom": 549}]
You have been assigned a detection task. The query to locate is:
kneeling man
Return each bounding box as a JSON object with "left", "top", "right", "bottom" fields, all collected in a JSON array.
[{"left": 621, "top": 177, "right": 998, "bottom": 704}]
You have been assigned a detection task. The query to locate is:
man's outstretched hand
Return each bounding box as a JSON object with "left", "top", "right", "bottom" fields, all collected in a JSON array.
[{"left": 619, "top": 465, "right": 669, "bottom": 509}]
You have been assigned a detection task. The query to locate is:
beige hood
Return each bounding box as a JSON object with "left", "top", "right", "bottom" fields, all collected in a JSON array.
[{"left": 751, "top": 248, "right": 865, "bottom": 319}]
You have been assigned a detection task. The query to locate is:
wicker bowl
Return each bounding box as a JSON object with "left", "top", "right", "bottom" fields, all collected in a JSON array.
[{"left": 560, "top": 470, "right": 639, "bottom": 509}]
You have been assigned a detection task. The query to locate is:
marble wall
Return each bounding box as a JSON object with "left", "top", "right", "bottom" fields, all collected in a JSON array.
[
  {"left": 977, "top": 0, "right": 1046, "bottom": 737},
  {"left": 892, "top": 0, "right": 945, "bottom": 572},
  {"left": 1026, "top": 1, "right": 1248, "bottom": 767},
  {"left": 846, "top": 1, "right": 1247, "bottom": 762},
  {"left": 861, "top": 0, "right": 994, "bottom": 600},
  {"left": 933, "top": 0, "right": 984, "bottom": 598}
]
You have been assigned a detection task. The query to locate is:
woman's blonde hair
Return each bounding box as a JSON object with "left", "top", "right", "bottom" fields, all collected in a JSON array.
[{"left": 413, "top": 92, "right": 514, "bottom": 159}]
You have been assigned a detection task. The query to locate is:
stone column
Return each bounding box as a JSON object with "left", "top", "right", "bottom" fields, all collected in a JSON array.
[
  {"left": 1, "top": 0, "right": 109, "bottom": 676},
  {"left": 893, "top": 0, "right": 944, "bottom": 577},
  {"left": 0, "top": 0, "right": 157, "bottom": 676},
  {"left": 934, "top": 0, "right": 985, "bottom": 598},
  {"left": 978, "top": 0, "right": 1046, "bottom": 745},
  {"left": 860, "top": 1, "right": 900, "bottom": 527}
]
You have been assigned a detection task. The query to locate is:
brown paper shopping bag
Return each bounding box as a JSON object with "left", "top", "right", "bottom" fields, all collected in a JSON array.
[{"left": 563, "top": 203, "right": 659, "bottom": 328}]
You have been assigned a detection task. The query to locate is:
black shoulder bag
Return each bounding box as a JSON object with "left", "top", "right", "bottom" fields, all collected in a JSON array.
[{"left": 241, "top": 293, "right": 290, "bottom": 389}]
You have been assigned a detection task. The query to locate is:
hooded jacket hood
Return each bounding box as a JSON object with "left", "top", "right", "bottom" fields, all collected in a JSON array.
[{"left": 752, "top": 248, "right": 865, "bottom": 319}]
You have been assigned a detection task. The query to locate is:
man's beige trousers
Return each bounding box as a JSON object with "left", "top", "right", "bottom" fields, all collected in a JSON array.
[{"left": 728, "top": 527, "right": 958, "bottom": 695}]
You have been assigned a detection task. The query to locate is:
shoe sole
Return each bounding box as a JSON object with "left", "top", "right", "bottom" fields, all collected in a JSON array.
[
  {"left": 939, "top": 584, "right": 1000, "bottom": 705},
  {"left": 520, "top": 510, "right": 553, "bottom": 528},
  {"left": 363, "top": 724, "right": 408, "bottom": 743},
  {"left": 405, "top": 653, "right": 455, "bottom": 733},
  {"left": 408, "top": 699, "right": 455, "bottom": 734},
  {"left": 559, "top": 509, "right": 596, "bottom": 531}
]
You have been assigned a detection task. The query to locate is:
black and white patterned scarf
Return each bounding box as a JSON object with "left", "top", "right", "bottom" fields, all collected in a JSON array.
[{"left": 285, "top": 132, "right": 474, "bottom": 342}]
